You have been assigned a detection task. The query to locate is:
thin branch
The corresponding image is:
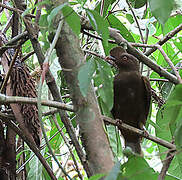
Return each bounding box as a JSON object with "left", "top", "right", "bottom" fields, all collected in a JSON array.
[
  {"left": 52, "top": 114, "right": 83, "bottom": 180},
  {"left": 0, "top": 2, "right": 35, "bottom": 18},
  {"left": 102, "top": 116, "right": 176, "bottom": 150},
  {"left": 0, "top": 93, "right": 74, "bottom": 112},
  {"left": 21, "top": 51, "right": 34, "bottom": 62},
  {"left": 156, "top": 45, "right": 182, "bottom": 83},
  {"left": 109, "top": 27, "right": 179, "bottom": 84},
  {"left": 145, "top": 23, "right": 182, "bottom": 56},
  {"left": 126, "top": 0, "right": 144, "bottom": 43},
  {"left": 150, "top": 78, "right": 169, "bottom": 82},
  {"left": 0, "top": 116, "right": 57, "bottom": 180},
  {"left": 0, "top": 31, "right": 28, "bottom": 56},
  {"left": 158, "top": 148, "right": 175, "bottom": 180},
  {"left": 84, "top": 49, "right": 116, "bottom": 67},
  {"left": 0, "top": 46, "right": 21, "bottom": 93}
]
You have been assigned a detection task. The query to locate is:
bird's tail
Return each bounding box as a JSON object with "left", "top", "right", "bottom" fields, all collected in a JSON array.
[{"left": 125, "top": 140, "right": 142, "bottom": 155}]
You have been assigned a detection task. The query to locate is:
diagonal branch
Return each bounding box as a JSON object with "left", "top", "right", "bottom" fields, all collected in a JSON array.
[
  {"left": 109, "top": 28, "right": 179, "bottom": 84},
  {"left": 102, "top": 116, "right": 176, "bottom": 150},
  {"left": 145, "top": 23, "right": 182, "bottom": 56},
  {"left": 0, "top": 116, "right": 57, "bottom": 180}
]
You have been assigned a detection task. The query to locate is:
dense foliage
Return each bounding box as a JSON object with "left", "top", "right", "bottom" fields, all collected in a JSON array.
[{"left": 0, "top": 0, "right": 182, "bottom": 179}]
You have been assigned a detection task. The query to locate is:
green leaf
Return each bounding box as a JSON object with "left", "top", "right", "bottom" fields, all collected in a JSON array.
[
  {"left": 48, "top": 3, "right": 68, "bottom": 25},
  {"left": 108, "top": 15, "right": 135, "bottom": 42},
  {"left": 86, "top": 9, "right": 109, "bottom": 45},
  {"left": 156, "top": 84, "right": 182, "bottom": 178},
  {"left": 88, "top": 174, "right": 105, "bottom": 180},
  {"left": 107, "top": 125, "right": 122, "bottom": 157},
  {"left": 28, "top": 150, "right": 45, "bottom": 180},
  {"left": 105, "top": 161, "right": 120, "bottom": 180},
  {"left": 96, "top": 58, "right": 113, "bottom": 110},
  {"left": 163, "top": 15, "right": 182, "bottom": 35},
  {"left": 174, "top": 37, "right": 182, "bottom": 52},
  {"left": 78, "top": 59, "right": 96, "bottom": 97},
  {"left": 120, "top": 156, "right": 156, "bottom": 180},
  {"left": 134, "top": 0, "right": 147, "bottom": 8},
  {"left": 94, "top": 0, "right": 116, "bottom": 17},
  {"left": 62, "top": 5, "right": 81, "bottom": 36},
  {"left": 149, "top": 0, "right": 174, "bottom": 25},
  {"left": 168, "top": 156, "right": 182, "bottom": 179}
]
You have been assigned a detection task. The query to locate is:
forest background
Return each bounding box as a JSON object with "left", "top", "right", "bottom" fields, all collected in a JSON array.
[{"left": 0, "top": 0, "right": 182, "bottom": 180}]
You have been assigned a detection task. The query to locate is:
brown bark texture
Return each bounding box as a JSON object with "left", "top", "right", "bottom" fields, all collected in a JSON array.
[{"left": 54, "top": 19, "right": 114, "bottom": 174}]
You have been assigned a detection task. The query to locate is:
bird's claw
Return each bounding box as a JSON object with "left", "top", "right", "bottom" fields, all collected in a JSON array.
[
  {"left": 116, "top": 119, "right": 122, "bottom": 126},
  {"left": 142, "top": 129, "right": 149, "bottom": 137}
]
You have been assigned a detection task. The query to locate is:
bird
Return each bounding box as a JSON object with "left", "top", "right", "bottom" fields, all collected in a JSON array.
[{"left": 110, "top": 46, "right": 151, "bottom": 155}]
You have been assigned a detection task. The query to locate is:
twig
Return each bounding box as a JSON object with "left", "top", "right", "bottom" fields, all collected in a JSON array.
[
  {"left": 2, "top": 14, "right": 13, "bottom": 33},
  {"left": 84, "top": 49, "right": 116, "bottom": 67},
  {"left": 145, "top": 23, "right": 182, "bottom": 56},
  {"left": 0, "top": 93, "right": 74, "bottom": 112},
  {"left": 52, "top": 115, "right": 83, "bottom": 179},
  {"left": 0, "top": 2, "right": 35, "bottom": 18},
  {"left": 21, "top": 51, "right": 34, "bottom": 62},
  {"left": 100, "top": 0, "right": 104, "bottom": 16},
  {"left": 102, "top": 116, "right": 176, "bottom": 150},
  {"left": 150, "top": 78, "right": 169, "bottom": 82},
  {"left": 156, "top": 45, "right": 182, "bottom": 83},
  {"left": 126, "top": 0, "right": 144, "bottom": 43},
  {"left": 0, "top": 115, "right": 57, "bottom": 180},
  {"left": 0, "top": 46, "right": 21, "bottom": 93},
  {"left": 158, "top": 148, "right": 175, "bottom": 180},
  {"left": 0, "top": 32, "right": 28, "bottom": 56}
]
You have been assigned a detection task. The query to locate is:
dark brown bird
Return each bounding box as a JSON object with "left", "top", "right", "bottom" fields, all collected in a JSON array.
[{"left": 110, "top": 47, "right": 151, "bottom": 155}]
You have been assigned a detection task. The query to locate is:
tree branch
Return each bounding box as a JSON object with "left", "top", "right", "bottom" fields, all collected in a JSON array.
[
  {"left": 102, "top": 116, "right": 176, "bottom": 150},
  {"left": 145, "top": 23, "right": 182, "bottom": 56},
  {"left": 158, "top": 148, "right": 175, "bottom": 180},
  {"left": 0, "top": 115, "right": 57, "bottom": 180},
  {"left": 109, "top": 27, "right": 179, "bottom": 84},
  {"left": 0, "top": 2, "right": 35, "bottom": 18},
  {"left": 0, "top": 93, "right": 74, "bottom": 111}
]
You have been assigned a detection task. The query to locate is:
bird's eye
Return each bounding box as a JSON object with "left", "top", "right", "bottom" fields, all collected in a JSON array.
[{"left": 122, "top": 56, "right": 128, "bottom": 61}]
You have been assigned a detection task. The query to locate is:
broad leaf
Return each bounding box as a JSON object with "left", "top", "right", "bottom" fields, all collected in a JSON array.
[
  {"left": 108, "top": 15, "right": 135, "bottom": 43},
  {"left": 62, "top": 5, "right": 81, "bottom": 36},
  {"left": 149, "top": 0, "right": 174, "bottom": 25},
  {"left": 48, "top": 3, "right": 68, "bottom": 25},
  {"left": 96, "top": 58, "right": 113, "bottom": 111},
  {"left": 156, "top": 84, "right": 182, "bottom": 177},
  {"left": 78, "top": 59, "right": 96, "bottom": 97},
  {"left": 86, "top": 9, "right": 109, "bottom": 45}
]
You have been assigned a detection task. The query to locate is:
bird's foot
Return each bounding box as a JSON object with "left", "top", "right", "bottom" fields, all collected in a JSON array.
[
  {"left": 139, "top": 123, "right": 149, "bottom": 138},
  {"left": 142, "top": 127, "right": 149, "bottom": 138},
  {"left": 116, "top": 119, "right": 123, "bottom": 126}
]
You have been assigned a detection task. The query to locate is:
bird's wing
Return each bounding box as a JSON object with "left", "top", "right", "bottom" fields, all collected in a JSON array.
[
  {"left": 111, "top": 75, "right": 122, "bottom": 119},
  {"left": 141, "top": 76, "right": 151, "bottom": 119}
]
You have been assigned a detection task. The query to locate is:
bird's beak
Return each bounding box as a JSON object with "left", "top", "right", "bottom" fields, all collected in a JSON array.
[{"left": 107, "top": 55, "right": 116, "bottom": 61}]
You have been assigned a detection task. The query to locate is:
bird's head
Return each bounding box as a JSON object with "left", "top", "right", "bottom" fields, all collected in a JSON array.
[{"left": 109, "top": 47, "right": 139, "bottom": 71}]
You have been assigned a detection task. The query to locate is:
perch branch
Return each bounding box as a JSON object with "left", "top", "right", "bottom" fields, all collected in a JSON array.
[
  {"left": 109, "top": 27, "right": 179, "bottom": 84},
  {"left": 102, "top": 116, "right": 176, "bottom": 150}
]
